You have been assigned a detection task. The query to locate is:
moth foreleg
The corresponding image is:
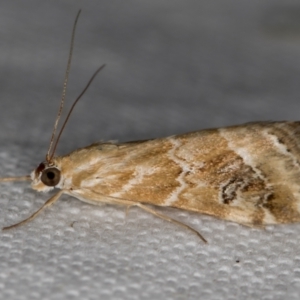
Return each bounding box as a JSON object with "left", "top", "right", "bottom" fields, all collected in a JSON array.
[
  {"left": 0, "top": 175, "right": 31, "bottom": 182},
  {"left": 3, "top": 190, "right": 64, "bottom": 230}
]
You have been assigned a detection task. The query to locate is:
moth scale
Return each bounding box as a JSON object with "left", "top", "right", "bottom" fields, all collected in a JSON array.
[{"left": 2, "top": 11, "right": 300, "bottom": 243}]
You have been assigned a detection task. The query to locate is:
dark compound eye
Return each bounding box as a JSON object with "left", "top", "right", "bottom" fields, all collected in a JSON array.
[
  {"left": 35, "top": 162, "right": 45, "bottom": 176},
  {"left": 41, "top": 167, "right": 61, "bottom": 187}
]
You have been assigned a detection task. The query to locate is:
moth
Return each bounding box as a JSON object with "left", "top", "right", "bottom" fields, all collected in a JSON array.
[{"left": 2, "top": 11, "right": 300, "bottom": 243}]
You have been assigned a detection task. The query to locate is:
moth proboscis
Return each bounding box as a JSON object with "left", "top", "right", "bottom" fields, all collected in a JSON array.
[{"left": 2, "top": 11, "right": 300, "bottom": 244}]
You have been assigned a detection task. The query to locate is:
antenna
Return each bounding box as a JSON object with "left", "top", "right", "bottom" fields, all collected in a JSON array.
[
  {"left": 49, "top": 64, "right": 106, "bottom": 160},
  {"left": 46, "top": 9, "right": 81, "bottom": 162}
]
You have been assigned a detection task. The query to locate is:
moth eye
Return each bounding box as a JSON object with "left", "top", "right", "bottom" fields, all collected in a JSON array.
[
  {"left": 35, "top": 162, "right": 45, "bottom": 176},
  {"left": 41, "top": 167, "right": 61, "bottom": 187}
]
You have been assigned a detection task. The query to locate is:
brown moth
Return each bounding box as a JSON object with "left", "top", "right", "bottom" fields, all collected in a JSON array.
[{"left": 2, "top": 12, "right": 299, "bottom": 243}]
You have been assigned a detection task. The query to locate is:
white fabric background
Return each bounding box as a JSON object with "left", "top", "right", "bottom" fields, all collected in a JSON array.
[{"left": 0, "top": 1, "right": 300, "bottom": 299}]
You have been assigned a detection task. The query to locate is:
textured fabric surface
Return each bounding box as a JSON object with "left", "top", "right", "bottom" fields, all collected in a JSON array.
[{"left": 1, "top": 1, "right": 300, "bottom": 299}]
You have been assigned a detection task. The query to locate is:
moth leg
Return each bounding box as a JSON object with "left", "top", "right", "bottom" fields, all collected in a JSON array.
[
  {"left": 70, "top": 189, "right": 207, "bottom": 242},
  {"left": 240, "top": 223, "right": 266, "bottom": 229},
  {"left": 3, "top": 190, "right": 64, "bottom": 230},
  {"left": 135, "top": 203, "right": 207, "bottom": 243},
  {"left": 0, "top": 175, "right": 31, "bottom": 182},
  {"left": 125, "top": 204, "right": 134, "bottom": 217}
]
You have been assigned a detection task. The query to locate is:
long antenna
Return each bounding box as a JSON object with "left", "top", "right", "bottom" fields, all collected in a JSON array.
[
  {"left": 46, "top": 9, "right": 81, "bottom": 162},
  {"left": 49, "top": 64, "right": 106, "bottom": 161}
]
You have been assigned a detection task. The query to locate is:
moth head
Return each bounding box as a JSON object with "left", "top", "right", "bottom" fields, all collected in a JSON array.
[{"left": 31, "top": 161, "right": 62, "bottom": 192}]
